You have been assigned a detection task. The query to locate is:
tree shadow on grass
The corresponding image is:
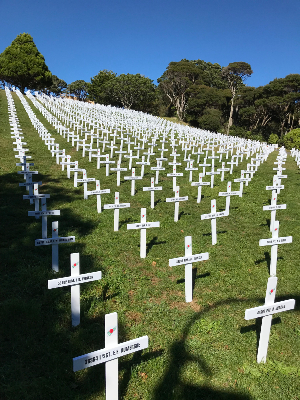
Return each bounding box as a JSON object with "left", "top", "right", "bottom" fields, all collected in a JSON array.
[{"left": 152, "top": 295, "right": 300, "bottom": 400}]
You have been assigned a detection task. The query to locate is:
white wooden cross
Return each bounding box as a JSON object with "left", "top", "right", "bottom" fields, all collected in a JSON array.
[
  {"left": 136, "top": 155, "right": 150, "bottom": 178},
  {"left": 99, "top": 154, "right": 115, "bottom": 176},
  {"left": 201, "top": 199, "right": 228, "bottom": 245},
  {"left": 103, "top": 192, "right": 130, "bottom": 231},
  {"left": 143, "top": 177, "right": 162, "bottom": 208},
  {"left": 86, "top": 180, "right": 110, "bottom": 213},
  {"left": 191, "top": 173, "right": 210, "bottom": 203},
  {"left": 77, "top": 170, "right": 96, "bottom": 199},
  {"left": 167, "top": 165, "right": 183, "bottom": 191},
  {"left": 219, "top": 181, "right": 240, "bottom": 214},
  {"left": 48, "top": 253, "right": 102, "bottom": 326},
  {"left": 73, "top": 312, "right": 148, "bottom": 400},
  {"left": 151, "top": 160, "right": 165, "bottom": 184},
  {"left": 166, "top": 186, "right": 188, "bottom": 222},
  {"left": 35, "top": 221, "right": 75, "bottom": 272},
  {"left": 198, "top": 158, "right": 211, "bottom": 176},
  {"left": 60, "top": 155, "right": 75, "bottom": 178},
  {"left": 206, "top": 164, "right": 220, "bottom": 188},
  {"left": 266, "top": 182, "right": 284, "bottom": 194},
  {"left": 259, "top": 220, "right": 292, "bottom": 276},
  {"left": 217, "top": 162, "right": 230, "bottom": 182},
  {"left": 110, "top": 161, "right": 127, "bottom": 186},
  {"left": 185, "top": 160, "right": 198, "bottom": 182},
  {"left": 127, "top": 208, "right": 160, "bottom": 258},
  {"left": 263, "top": 190, "right": 286, "bottom": 232},
  {"left": 169, "top": 236, "right": 209, "bottom": 302},
  {"left": 124, "top": 168, "right": 142, "bottom": 196},
  {"left": 234, "top": 171, "right": 250, "bottom": 197},
  {"left": 245, "top": 277, "right": 295, "bottom": 363}
]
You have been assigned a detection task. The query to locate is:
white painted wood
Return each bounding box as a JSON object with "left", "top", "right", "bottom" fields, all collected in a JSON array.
[
  {"left": 211, "top": 199, "right": 217, "bottom": 245},
  {"left": 52, "top": 221, "right": 59, "bottom": 272},
  {"left": 105, "top": 313, "right": 119, "bottom": 400},
  {"left": 169, "top": 236, "right": 209, "bottom": 302},
  {"left": 71, "top": 253, "right": 80, "bottom": 327}
]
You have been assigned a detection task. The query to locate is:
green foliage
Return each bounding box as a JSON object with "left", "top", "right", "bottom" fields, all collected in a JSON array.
[
  {"left": 47, "top": 75, "right": 67, "bottom": 96},
  {"left": 88, "top": 69, "right": 117, "bottom": 105},
  {"left": 283, "top": 128, "right": 300, "bottom": 149},
  {"left": 67, "top": 80, "right": 90, "bottom": 101},
  {"left": 0, "top": 33, "right": 52, "bottom": 93},
  {"left": 198, "top": 108, "right": 222, "bottom": 132},
  {"left": 104, "top": 73, "right": 157, "bottom": 112},
  {"left": 268, "top": 133, "right": 279, "bottom": 144},
  {"left": 1, "top": 90, "right": 300, "bottom": 399}
]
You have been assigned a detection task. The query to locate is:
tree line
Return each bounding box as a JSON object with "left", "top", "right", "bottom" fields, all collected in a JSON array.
[{"left": 1, "top": 33, "right": 300, "bottom": 148}]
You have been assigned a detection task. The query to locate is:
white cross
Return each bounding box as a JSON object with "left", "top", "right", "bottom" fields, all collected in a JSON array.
[
  {"left": 259, "top": 221, "right": 292, "bottom": 276},
  {"left": 86, "top": 180, "right": 110, "bottom": 213},
  {"left": 167, "top": 165, "right": 183, "bottom": 191},
  {"left": 166, "top": 186, "right": 188, "bottom": 222},
  {"left": 151, "top": 160, "right": 165, "bottom": 184},
  {"left": 48, "top": 253, "right": 102, "bottom": 326},
  {"left": 124, "top": 168, "right": 142, "bottom": 196},
  {"left": 73, "top": 312, "right": 148, "bottom": 400},
  {"left": 35, "top": 221, "right": 75, "bottom": 272},
  {"left": 263, "top": 190, "right": 286, "bottom": 232},
  {"left": 127, "top": 208, "right": 160, "bottom": 258},
  {"left": 245, "top": 277, "right": 295, "bottom": 363},
  {"left": 103, "top": 192, "right": 130, "bottom": 231},
  {"left": 191, "top": 173, "right": 210, "bottom": 203},
  {"left": 142, "top": 177, "right": 162, "bottom": 208},
  {"left": 201, "top": 199, "right": 228, "bottom": 245},
  {"left": 218, "top": 181, "right": 240, "bottom": 214},
  {"left": 169, "top": 236, "right": 209, "bottom": 302}
]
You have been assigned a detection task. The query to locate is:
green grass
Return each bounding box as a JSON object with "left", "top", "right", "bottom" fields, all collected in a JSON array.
[{"left": 0, "top": 89, "right": 300, "bottom": 400}]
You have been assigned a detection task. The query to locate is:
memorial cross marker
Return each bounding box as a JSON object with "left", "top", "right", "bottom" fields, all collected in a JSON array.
[
  {"left": 191, "top": 173, "right": 210, "bottom": 203},
  {"left": 143, "top": 177, "right": 163, "bottom": 208},
  {"left": 86, "top": 180, "right": 110, "bottom": 213},
  {"left": 127, "top": 208, "right": 160, "bottom": 258},
  {"left": 151, "top": 160, "right": 165, "bottom": 184},
  {"left": 245, "top": 277, "right": 295, "bottom": 363},
  {"left": 198, "top": 158, "right": 211, "bottom": 176},
  {"left": 124, "top": 168, "right": 142, "bottom": 196},
  {"left": 167, "top": 165, "right": 183, "bottom": 191},
  {"left": 77, "top": 170, "right": 96, "bottom": 200},
  {"left": 185, "top": 160, "right": 198, "bottom": 182},
  {"left": 166, "top": 186, "right": 188, "bottom": 222},
  {"left": 73, "top": 312, "right": 148, "bottom": 400},
  {"left": 201, "top": 199, "right": 228, "bottom": 245},
  {"left": 136, "top": 155, "right": 150, "bottom": 178},
  {"left": 219, "top": 181, "right": 240, "bottom": 214},
  {"left": 35, "top": 221, "right": 75, "bottom": 272},
  {"left": 169, "top": 236, "right": 209, "bottom": 302},
  {"left": 217, "top": 162, "right": 230, "bottom": 182},
  {"left": 48, "top": 253, "right": 102, "bottom": 326},
  {"left": 103, "top": 192, "right": 130, "bottom": 231},
  {"left": 263, "top": 191, "right": 286, "bottom": 232},
  {"left": 259, "top": 220, "right": 292, "bottom": 276}
]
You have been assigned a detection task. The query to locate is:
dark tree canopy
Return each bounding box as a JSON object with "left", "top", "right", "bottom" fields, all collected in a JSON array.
[
  {"left": 88, "top": 70, "right": 117, "bottom": 105},
  {"left": 67, "top": 80, "right": 90, "bottom": 101},
  {"left": 0, "top": 33, "right": 52, "bottom": 93},
  {"left": 48, "top": 75, "right": 67, "bottom": 96}
]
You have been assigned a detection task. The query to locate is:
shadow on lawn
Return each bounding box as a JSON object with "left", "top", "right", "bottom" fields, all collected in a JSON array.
[{"left": 152, "top": 296, "right": 300, "bottom": 400}]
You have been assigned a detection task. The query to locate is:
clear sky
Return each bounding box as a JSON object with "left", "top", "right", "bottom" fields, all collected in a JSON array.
[{"left": 1, "top": 0, "right": 299, "bottom": 88}]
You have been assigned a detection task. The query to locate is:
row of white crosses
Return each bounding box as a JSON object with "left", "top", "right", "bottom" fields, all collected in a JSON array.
[
  {"left": 9, "top": 90, "right": 105, "bottom": 332},
  {"left": 245, "top": 148, "right": 295, "bottom": 363}
]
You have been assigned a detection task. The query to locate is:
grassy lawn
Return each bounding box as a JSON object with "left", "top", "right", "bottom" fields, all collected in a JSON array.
[{"left": 0, "top": 89, "right": 300, "bottom": 400}]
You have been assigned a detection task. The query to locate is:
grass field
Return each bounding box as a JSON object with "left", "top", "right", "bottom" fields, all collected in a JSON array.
[{"left": 0, "top": 89, "right": 300, "bottom": 400}]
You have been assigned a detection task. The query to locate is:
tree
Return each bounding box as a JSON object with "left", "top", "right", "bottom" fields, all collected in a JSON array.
[
  {"left": 88, "top": 70, "right": 117, "bottom": 105},
  {"left": 283, "top": 128, "right": 300, "bottom": 149},
  {"left": 104, "top": 73, "right": 157, "bottom": 111},
  {"left": 48, "top": 75, "right": 67, "bottom": 96},
  {"left": 158, "top": 60, "right": 201, "bottom": 120},
  {"left": 222, "top": 62, "right": 253, "bottom": 134},
  {"left": 67, "top": 80, "right": 90, "bottom": 101},
  {"left": 0, "top": 33, "right": 52, "bottom": 93}
]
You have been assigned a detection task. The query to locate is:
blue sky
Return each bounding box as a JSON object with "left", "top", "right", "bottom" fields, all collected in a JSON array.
[{"left": 1, "top": 0, "right": 299, "bottom": 88}]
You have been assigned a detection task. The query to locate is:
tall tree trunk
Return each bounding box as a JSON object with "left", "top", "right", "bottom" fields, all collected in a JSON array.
[{"left": 226, "top": 96, "right": 234, "bottom": 135}]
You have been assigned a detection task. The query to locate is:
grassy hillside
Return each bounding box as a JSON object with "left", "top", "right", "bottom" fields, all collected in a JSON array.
[{"left": 0, "top": 89, "right": 299, "bottom": 400}]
